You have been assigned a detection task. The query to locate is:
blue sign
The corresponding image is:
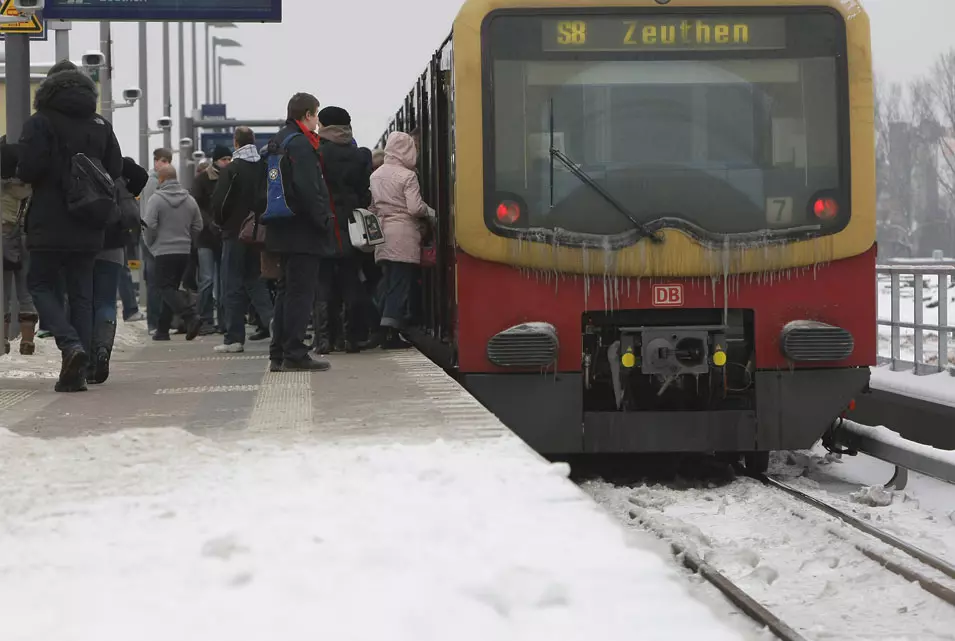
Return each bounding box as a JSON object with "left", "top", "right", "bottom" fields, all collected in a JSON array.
[
  {"left": 43, "top": 0, "right": 281, "bottom": 22},
  {"left": 200, "top": 131, "right": 276, "bottom": 158},
  {"left": 201, "top": 104, "right": 227, "bottom": 119}
]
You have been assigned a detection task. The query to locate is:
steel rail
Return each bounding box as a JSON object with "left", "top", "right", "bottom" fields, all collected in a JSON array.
[{"left": 755, "top": 475, "right": 955, "bottom": 608}]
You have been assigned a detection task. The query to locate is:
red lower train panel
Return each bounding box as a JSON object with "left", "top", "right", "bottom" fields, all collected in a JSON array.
[{"left": 455, "top": 246, "right": 877, "bottom": 373}]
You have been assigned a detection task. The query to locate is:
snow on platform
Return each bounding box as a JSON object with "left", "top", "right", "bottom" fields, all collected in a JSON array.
[
  {"left": 869, "top": 366, "right": 955, "bottom": 408},
  {"left": 0, "top": 335, "right": 745, "bottom": 640}
]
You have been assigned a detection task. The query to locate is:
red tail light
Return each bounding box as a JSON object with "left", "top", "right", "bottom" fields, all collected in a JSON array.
[
  {"left": 812, "top": 197, "right": 839, "bottom": 220},
  {"left": 496, "top": 201, "right": 521, "bottom": 225}
]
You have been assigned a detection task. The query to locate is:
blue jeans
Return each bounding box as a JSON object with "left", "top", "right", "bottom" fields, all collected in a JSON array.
[
  {"left": 197, "top": 247, "right": 222, "bottom": 327},
  {"left": 141, "top": 240, "right": 162, "bottom": 331},
  {"left": 378, "top": 260, "right": 416, "bottom": 329},
  {"left": 28, "top": 250, "right": 95, "bottom": 354},
  {"left": 117, "top": 263, "right": 139, "bottom": 320},
  {"left": 92, "top": 260, "right": 121, "bottom": 355},
  {"left": 222, "top": 239, "right": 273, "bottom": 345}
]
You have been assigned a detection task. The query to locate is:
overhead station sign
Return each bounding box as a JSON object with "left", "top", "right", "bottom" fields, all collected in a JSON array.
[{"left": 43, "top": 0, "right": 282, "bottom": 22}]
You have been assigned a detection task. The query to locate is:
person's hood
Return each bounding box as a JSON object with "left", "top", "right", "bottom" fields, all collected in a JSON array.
[
  {"left": 318, "top": 125, "right": 354, "bottom": 146},
  {"left": 154, "top": 179, "right": 191, "bottom": 207},
  {"left": 383, "top": 131, "right": 417, "bottom": 170},
  {"left": 232, "top": 144, "right": 260, "bottom": 163},
  {"left": 34, "top": 69, "right": 99, "bottom": 118}
]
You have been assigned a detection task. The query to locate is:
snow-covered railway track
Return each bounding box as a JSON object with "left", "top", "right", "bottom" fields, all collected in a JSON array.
[
  {"left": 754, "top": 474, "right": 955, "bottom": 608},
  {"left": 585, "top": 475, "right": 955, "bottom": 641}
]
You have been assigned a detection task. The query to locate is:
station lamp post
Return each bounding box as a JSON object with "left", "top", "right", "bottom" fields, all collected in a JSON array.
[
  {"left": 205, "top": 22, "right": 237, "bottom": 104},
  {"left": 216, "top": 57, "right": 245, "bottom": 104}
]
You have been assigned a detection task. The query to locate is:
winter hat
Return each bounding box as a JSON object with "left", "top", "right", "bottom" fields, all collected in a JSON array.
[
  {"left": 122, "top": 157, "right": 150, "bottom": 197},
  {"left": 48, "top": 59, "right": 78, "bottom": 77},
  {"left": 318, "top": 106, "right": 351, "bottom": 127},
  {"left": 212, "top": 145, "right": 232, "bottom": 162}
]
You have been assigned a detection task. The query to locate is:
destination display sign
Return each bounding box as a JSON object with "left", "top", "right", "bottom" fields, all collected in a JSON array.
[
  {"left": 541, "top": 16, "right": 787, "bottom": 52},
  {"left": 43, "top": 0, "right": 281, "bottom": 22}
]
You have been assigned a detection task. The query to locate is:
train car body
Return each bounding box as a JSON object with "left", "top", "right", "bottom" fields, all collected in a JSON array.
[{"left": 379, "top": 0, "right": 876, "bottom": 470}]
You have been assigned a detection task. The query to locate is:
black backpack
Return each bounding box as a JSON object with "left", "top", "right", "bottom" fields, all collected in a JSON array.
[
  {"left": 43, "top": 111, "right": 120, "bottom": 230},
  {"left": 104, "top": 179, "right": 141, "bottom": 250},
  {"left": 65, "top": 152, "right": 119, "bottom": 230}
]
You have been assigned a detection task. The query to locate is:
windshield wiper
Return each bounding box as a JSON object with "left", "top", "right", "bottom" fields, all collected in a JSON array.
[{"left": 549, "top": 146, "right": 663, "bottom": 244}]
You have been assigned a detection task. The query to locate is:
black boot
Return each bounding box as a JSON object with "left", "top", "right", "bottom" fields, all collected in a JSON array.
[
  {"left": 342, "top": 306, "right": 361, "bottom": 354},
  {"left": 380, "top": 328, "right": 412, "bottom": 350},
  {"left": 312, "top": 302, "right": 331, "bottom": 354},
  {"left": 55, "top": 347, "right": 89, "bottom": 393},
  {"left": 88, "top": 319, "right": 117, "bottom": 385}
]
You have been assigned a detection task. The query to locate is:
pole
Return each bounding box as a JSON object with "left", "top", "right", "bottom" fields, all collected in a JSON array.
[
  {"left": 51, "top": 20, "right": 72, "bottom": 62},
  {"left": 2, "top": 34, "right": 31, "bottom": 353},
  {"left": 99, "top": 22, "right": 113, "bottom": 122},
  {"left": 162, "top": 22, "right": 172, "bottom": 150},
  {"left": 211, "top": 40, "right": 218, "bottom": 103},
  {"left": 191, "top": 22, "right": 199, "bottom": 113},
  {"left": 138, "top": 22, "right": 149, "bottom": 168},
  {"left": 204, "top": 23, "right": 210, "bottom": 105},
  {"left": 217, "top": 58, "right": 223, "bottom": 105},
  {"left": 177, "top": 22, "right": 189, "bottom": 188}
]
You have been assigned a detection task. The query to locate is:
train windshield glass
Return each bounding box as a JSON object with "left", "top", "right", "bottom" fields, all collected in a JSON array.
[{"left": 485, "top": 11, "right": 848, "bottom": 243}]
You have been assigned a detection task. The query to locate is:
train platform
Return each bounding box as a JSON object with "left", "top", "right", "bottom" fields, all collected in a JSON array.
[{"left": 0, "top": 326, "right": 746, "bottom": 641}]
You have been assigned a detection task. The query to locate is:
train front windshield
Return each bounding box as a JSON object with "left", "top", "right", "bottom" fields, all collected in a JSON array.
[{"left": 484, "top": 11, "right": 849, "bottom": 244}]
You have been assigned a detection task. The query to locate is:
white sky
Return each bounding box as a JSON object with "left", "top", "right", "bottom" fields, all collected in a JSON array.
[{"left": 16, "top": 0, "right": 955, "bottom": 161}]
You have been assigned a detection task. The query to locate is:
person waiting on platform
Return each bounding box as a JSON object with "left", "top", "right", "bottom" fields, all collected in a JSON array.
[
  {"left": 143, "top": 165, "right": 203, "bottom": 342},
  {"left": 369, "top": 131, "right": 435, "bottom": 350}
]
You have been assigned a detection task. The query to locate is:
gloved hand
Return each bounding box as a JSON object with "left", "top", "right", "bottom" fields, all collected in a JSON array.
[{"left": 426, "top": 206, "right": 437, "bottom": 221}]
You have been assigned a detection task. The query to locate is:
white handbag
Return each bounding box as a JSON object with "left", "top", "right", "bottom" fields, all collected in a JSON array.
[{"left": 348, "top": 208, "right": 385, "bottom": 252}]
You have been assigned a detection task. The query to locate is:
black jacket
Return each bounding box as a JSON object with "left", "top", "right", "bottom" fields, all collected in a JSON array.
[
  {"left": 262, "top": 121, "right": 337, "bottom": 257},
  {"left": 191, "top": 164, "right": 222, "bottom": 251},
  {"left": 211, "top": 154, "right": 264, "bottom": 240},
  {"left": 318, "top": 126, "right": 372, "bottom": 257},
  {"left": 17, "top": 70, "right": 123, "bottom": 252}
]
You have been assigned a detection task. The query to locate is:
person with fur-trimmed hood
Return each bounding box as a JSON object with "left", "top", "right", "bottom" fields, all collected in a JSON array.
[{"left": 16, "top": 59, "right": 123, "bottom": 393}]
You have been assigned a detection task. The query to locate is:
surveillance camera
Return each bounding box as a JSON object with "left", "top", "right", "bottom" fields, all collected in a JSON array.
[
  {"left": 13, "top": 0, "right": 45, "bottom": 11},
  {"left": 192, "top": 151, "right": 206, "bottom": 161},
  {"left": 157, "top": 117, "right": 173, "bottom": 130},
  {"left": 179, "top": 137, "right": 194, "bottom": 149},
  {"left": 122, "top": 87, "right": 142, "bottom": 103},
  {"left": 81, "top": 50, "right": 105, "bottom": 68}
]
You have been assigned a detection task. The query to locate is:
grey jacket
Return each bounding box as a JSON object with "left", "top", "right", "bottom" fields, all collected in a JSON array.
[
  {"left": 143, "top": 179, "right": 203, "bottom": 256},
  {"left": 140, "top": 171, "right": 159, "bottom": 220}
]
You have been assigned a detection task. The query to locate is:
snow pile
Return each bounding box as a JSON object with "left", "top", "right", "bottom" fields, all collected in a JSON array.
[
  {"left": 870, "top": 366, "right": 955, "bottom": 408},
  {"left": 0, "top": 428, "right": 743, "bottom": 641},
  {"left": 0, "top": 320, "right": 146, "bottom": 380},
  {"left": 848, "top": 485, "right": 895, "bottom": 507}
]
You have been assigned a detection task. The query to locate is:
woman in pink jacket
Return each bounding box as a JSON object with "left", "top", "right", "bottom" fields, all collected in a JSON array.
[{"left": 370, "top": 131, "right": 434, "bottom": 349}]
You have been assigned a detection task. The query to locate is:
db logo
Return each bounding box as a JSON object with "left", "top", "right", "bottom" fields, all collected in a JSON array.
[{"left": 652, "top": 284, "right": 684, "bottom": 307}]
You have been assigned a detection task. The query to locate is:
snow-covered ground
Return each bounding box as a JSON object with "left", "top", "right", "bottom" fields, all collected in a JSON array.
[
  {"left": 583, "top": 449, "right": 955, "bottom": 641},
  {"left": 0, "top": 426, "right": 753, "bottom": 641},
  {"left": 0, "top": 319, "right": 147, "bottom": 379}
]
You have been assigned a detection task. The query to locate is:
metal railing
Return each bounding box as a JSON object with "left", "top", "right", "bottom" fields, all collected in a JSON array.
[
  {"left": 878, "top": 255, "right": 955, "bottom": 374},
  {"left": 832, "top": 420, "right": 955, "bottom": 489}
]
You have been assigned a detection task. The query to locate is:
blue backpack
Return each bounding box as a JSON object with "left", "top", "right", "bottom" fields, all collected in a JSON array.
[{"left": 260, "top": 132, "right": 302, "bottom": 224}]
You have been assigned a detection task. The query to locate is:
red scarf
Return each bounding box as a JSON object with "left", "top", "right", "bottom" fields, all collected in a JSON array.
[
  {"left": 295, "top": 120, "right": 343, "bottom": 250},
  {"left": 296, "top": 120, "right": 321, "bottom": 149}
]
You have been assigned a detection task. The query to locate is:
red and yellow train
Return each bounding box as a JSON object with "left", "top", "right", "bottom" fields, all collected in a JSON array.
[{"left": 379, "top": 0, "right": 876, "bottom": 471}]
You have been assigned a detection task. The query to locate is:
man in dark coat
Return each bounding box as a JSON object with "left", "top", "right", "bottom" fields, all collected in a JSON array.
[
  {"left": 262, "top": 92, "right": 336, "bottom": 372},
  {"left": 17, "top": 61, "right": 123, "bottom": 392},
  {"left": 211, "top": 126, "right": 274, "bottom": 352},
  {"left": 315, "top": 106, "right": 373, "bottom": 353},
  {"left": 190, "top": 145, "right": 230, "bottom": 334}
]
